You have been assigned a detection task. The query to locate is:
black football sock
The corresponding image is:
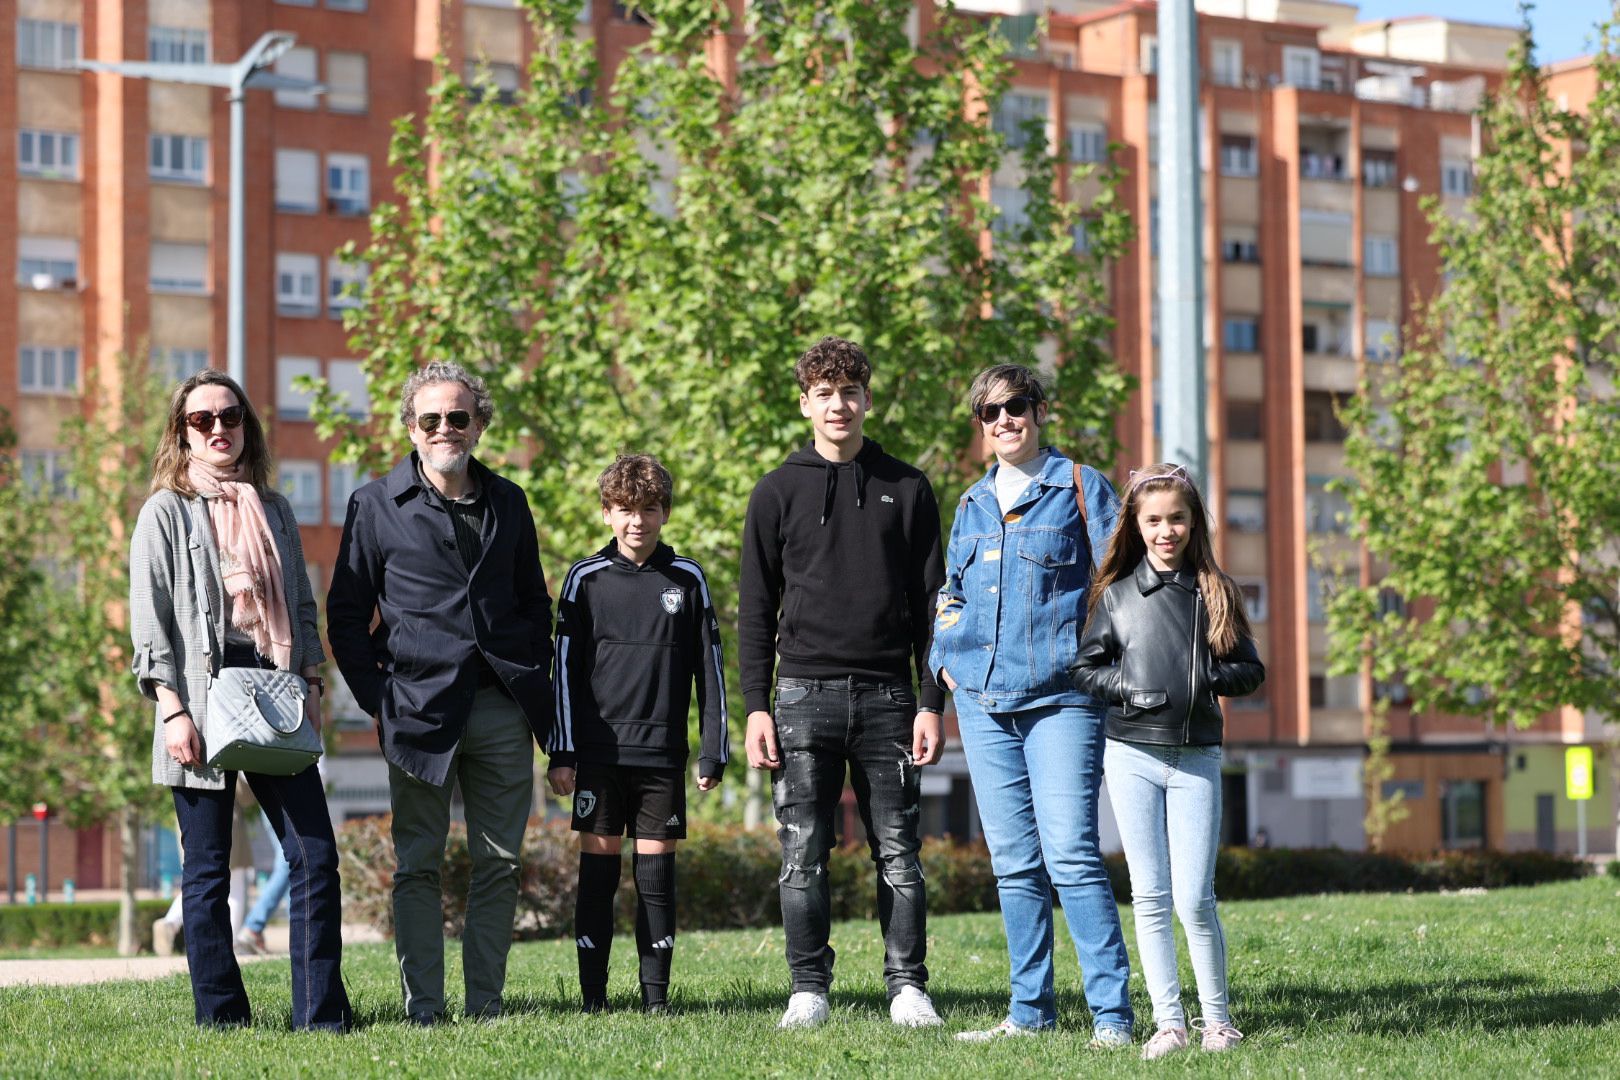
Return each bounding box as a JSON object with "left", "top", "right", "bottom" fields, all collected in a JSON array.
[
  {"left": 634, "top": 852, "right": 677, "bottom": 1008},
  {"left": 575, "top": 851, "right": 620, "bottom": 1006}
]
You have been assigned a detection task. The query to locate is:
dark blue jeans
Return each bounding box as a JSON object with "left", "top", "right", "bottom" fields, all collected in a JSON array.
[
  {"left": 771, "top": 677, "right": 927, "bottom": 997},
  {"left": 172, "top": 767, "right": 351, "bottom": 1031}
]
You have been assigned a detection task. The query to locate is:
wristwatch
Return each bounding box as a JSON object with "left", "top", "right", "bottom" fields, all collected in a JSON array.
[{"left": 304, "top": 676, "right": 326, "bottom": 696}]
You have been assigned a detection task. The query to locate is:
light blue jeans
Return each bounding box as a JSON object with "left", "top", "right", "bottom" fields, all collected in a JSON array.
[
  {"left": 1103, "top": 738, "right": 1230, "bottom": 1030},
  {"left": 955, "top": 697, "right": 1133, "bottom": 1034}
]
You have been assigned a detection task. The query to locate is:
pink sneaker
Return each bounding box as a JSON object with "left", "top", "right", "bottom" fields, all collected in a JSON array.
[
  {"left": 1141, "top": 1025, "right": 1189, "bottom": 1060},
  {"left": 1195, "top": 1018, "right": 1244, "bottom": 1051}
]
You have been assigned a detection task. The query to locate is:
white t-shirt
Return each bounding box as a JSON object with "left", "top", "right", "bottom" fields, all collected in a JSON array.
[{"left": 994, "top": 456, "right": 1046, "bottom": 515}]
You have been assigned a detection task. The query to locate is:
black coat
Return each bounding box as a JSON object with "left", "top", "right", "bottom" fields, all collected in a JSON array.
[
  {"left": 327, "top": 453, "right": 555, "bottom": 786},
  {"left": 1069, "top": 559, "right": 1264, "bottom": 746}
]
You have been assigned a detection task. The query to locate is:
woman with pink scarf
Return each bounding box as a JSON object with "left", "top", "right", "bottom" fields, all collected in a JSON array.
[{"left": 129, "top": 369, "right": 350, "bottom": 1031}]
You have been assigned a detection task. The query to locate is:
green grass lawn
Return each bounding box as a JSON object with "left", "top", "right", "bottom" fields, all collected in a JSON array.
[{"left": 2, "top": 877, "right": 1616, "bottom": 1077}]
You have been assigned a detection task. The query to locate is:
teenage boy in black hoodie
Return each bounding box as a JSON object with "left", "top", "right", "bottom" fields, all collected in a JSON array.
[
  {"left": 739, "top": 335, "right": 947, "bottom": 1030},
  {"left": 547, "top": 454, "right": 729, "bottom": 1013}
]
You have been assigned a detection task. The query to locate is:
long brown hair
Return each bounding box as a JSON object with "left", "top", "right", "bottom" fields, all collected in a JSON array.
[
  {"left": 1086, "top": 463, "right": 1253, "bottom": 656},
  {"left": 149, "top": 369, "right": 273, "bottom": 495}
]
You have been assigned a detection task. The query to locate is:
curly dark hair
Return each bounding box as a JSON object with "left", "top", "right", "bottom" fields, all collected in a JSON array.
[
  {"left": 598, "top": 453, "right": 674, "bottom": 511},
  {"left": 793, "top": 335, "right": 873, "bottom": 392}
]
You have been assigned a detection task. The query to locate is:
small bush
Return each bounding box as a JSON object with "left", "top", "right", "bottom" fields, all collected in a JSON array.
[
  {"left": 0, "top": 899, "right": 172, "bottom": 950},
  {"left": 1607, "top": 859, "right": 1620, "bottom": 880}
]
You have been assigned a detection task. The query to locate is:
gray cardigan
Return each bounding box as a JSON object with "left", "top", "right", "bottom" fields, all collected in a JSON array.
[{"left": 129, "top": 488, "right": 324, "bottom": 789}]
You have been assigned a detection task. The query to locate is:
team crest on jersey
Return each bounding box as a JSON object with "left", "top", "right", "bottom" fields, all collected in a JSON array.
[
  {"left": 661, "top": 588, "right": 684, "bottom": 615},
  {"left": 574, "top": 791, "right": 597, "bottom": 819}
]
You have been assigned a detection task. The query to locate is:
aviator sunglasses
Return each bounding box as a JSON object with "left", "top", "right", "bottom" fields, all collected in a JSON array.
[
  {"left": 975, "top": 395, "right": 1038, "bottom": 424},
  {"left": 184, "top": 406, "right": 245, "bottom": 433},
  {"left": 416, "top": 410, "right": 473, "bottom": 433}
]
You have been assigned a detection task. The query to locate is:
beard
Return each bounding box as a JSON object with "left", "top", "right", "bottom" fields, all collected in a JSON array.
[{"left": 422, "top": 441, "right": 472, "bottom": 475}]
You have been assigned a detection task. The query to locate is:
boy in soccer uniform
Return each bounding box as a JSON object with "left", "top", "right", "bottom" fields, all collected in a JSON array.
[{"left": 547, "top": 454, "right": 730, "bottom": 1013}]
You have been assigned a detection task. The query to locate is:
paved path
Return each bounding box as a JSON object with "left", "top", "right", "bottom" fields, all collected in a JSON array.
[{"left": 0, "top": 923, "right": 385, "bottom": 988}]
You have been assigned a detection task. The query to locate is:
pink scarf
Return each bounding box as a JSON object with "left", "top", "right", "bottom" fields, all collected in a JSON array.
[{"left": 187, "top": 460, "right": 294, "bottom": 671}]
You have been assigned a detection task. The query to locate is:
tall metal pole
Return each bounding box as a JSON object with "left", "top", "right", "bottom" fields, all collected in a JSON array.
[
  {"left": 6, "top": 823, "right": 15, "bottom": 904},
  {"left": 227, "top": 85, "right": 247, "bottom": 386},
  {"left": 1158, "top": 0, "right": 1207, "bottom": 484}
]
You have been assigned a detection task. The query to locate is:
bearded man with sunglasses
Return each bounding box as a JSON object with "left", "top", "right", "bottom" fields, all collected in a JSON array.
[{"left": 328, "top": 361, "right": 555, "bottom": 1025}]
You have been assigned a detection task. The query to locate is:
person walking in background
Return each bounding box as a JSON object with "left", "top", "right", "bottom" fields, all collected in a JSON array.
[
  {"left": 930, "top": 363, "right": 1134, "bottom": 1048},
  {"left": 327, "top": 360, "right": 555, "bottom": 1025},
  {"left": 739, "top": 336, "right": 948, "bottom": 1030},
  {"left": 129, "top": 369, "right": 350, "bottom": 1031},
  {"left": 1071, "top": 463, "right": 1265, "bottom": 1060}
]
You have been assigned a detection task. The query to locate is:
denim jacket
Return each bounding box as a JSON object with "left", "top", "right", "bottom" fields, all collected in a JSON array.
[{"left": 930, "top": 448, "right": 1120, "bottom": 713}]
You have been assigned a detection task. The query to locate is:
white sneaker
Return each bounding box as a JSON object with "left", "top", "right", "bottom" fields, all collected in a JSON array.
[
  {"left": 889, "top": 985, "right": 943, "bottom": 1027},
  {"left": 955, "top": 1018, "right": 1043, "bottom": 1042},
  {"left": 778, "top": 991, "right": 830, "bottom": 1029}
]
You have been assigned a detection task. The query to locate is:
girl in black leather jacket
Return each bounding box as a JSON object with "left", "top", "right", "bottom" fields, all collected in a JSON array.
[{"left": 1069, "top": 463, "right": 1263, "bottom": 1060}]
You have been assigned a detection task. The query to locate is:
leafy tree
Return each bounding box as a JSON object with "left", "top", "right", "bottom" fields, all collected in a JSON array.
[
  {"left": 1329, "top": 22, "right": 1620, "bottom": 851},
  {"left": 313, "top": 0, "right": 1131, "bottom": 823}
]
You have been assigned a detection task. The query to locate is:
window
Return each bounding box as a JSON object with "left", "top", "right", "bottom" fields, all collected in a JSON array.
[
  {"left": 327, "top": 359, "right": 371, "bottom": 417},
  {"left": 147, "top": 26, "right": 209, "bottom": 63},
  {"left": 1209, "top": 39, "right": 1242, "bottom": 87},
  {"left": 1305, "top": 477, "right": 1351, "bottom": 533},
  {"left": 1227, "top": 490, "right": 1265, "bottom": 532},
  {"left": 153, "top": 347, "right": 208, "bottom": 384},
  {"left": 1221, "top": 225, "right": 1259, "bottom": 264},
  {"left": 150, "top": 243, "right": 209, "bottom": 294},
  {"left": 327, "top": 0, "right": 368, "bottom": 9},
  {"left": 1441, "top": 780, "right": 1485, "bottom": 849},
  {"left": 1302, "top": 390, "right": 1347, "bottom": 442},
  {"left": 1376, "top": 587, "right": 1407, "bottom": 620},
  {"left": 1219, "top": 134, "right": 1257, "bottom": 177},
  {"left": 273, "top": 46, "right": 319, "bottom": 109},
  {"left": 279, "top": 460, "right": 323, "bottom": 522},
  {"left": 1222, "top": 316, "right": 1260, "bottom": 353},
  {"left": 326, "top": 51, "right": 369, "bottom": 113},
  {"left": 326, "top": 153, "right": 369, "bottom": 215},
  {"left": 1441, "top": 160, "right": 1474, "bottom": 197},
  {"left": 1364, "top": 235, "right": 1398, "bottom": 277},
  {"left": 19, "top": 345, "right": 79, "bottom": 393},
  {"left": 149, "top": 134, "right": 208, "bottom": 183},
  {"left": 1282, "top": 45, "right": 1320, "bottom": 90},
  {"left": 1236, "top": 578, "right": 1267, "bottom": 622},
  {"left": 17, "top": 19, "right": 80, "bottom": 69},
  {"left": 329, "top": 462, "right": 370, "bottom": 523},
  {"left": 327, "top": 259, "right": 368, "bottom": 315},
  {"left": 1382, "top": 779, "right": 1424, "bottom": 801},
  {"left": 1067, "top": 123, "right": 1107, "bottom": 164},
  {"left": 612, "top": 2, "right": 650, "bottom": 23},
  {"left": 990, "top": 185, "right": 1029, "bottom": 236},
  {"left": 275, "top": 150, "right": 320, "bottom": 211},
  {"left": 276, "top": 356, "right": 321, "bottom": 419},
  {"left": 465, "top": 61, "right": 520, "bottom": 105},
  {"left": 1302, "top": 313, "right": 1348, "bottom": 357},
  {"left": 1311, "top": 674, "right": 1360, "bottom": 709},
  {"left": 18, "top": 450, "right": 72, "bottom": 496},
  {"left": 18, "top": 130, "right": 79, "bottom": 180},
  {"left": 1362, "top": 149, "right": 1397, "bottom": 188},
  {"left": 1139, "top": 34, "right": 1158, "bottom": 75},
  {"left": 993, "top": 92, "right": 1047, "bottom": 151},
  {"left": 1365, "top": 318, "right": 1399, "bottom": 362},
  {"left": 1300, "top": 209, "right": 1352, "bottom": 266},
  {"left": 276, "top": 253, "right": 320, "bottom": 315},
  {"left": 1226, "top": 399, "right": 1263, "bottom": 440},
  {"left": 18, "top": 237, "right": 79, "bottom": 289}
]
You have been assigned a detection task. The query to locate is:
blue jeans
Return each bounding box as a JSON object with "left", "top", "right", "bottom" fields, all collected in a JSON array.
[
  {"left": 955, "top": 697, "right": 1132, "bottom": 1033},
  {"left": 1103, "top": 738, "right": 1229, "bottom": 1029},
  {"left": 245, "top": 810, "right": 291, "bottom": 934},
  {"left": 171, "top": 767, "right": 350, "bottom": 1030},
  {"left": 771, "top": 678, "right": 928, "bottom": 997}
]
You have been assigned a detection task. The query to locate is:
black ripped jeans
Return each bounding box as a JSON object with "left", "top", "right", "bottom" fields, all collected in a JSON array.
[{"left": 771, "top": 677, "right": 928, "bottom": 998}]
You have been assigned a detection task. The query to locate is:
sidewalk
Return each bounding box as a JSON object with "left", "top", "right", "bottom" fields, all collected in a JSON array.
[{"left": 0, "top": 922, "right": 385, "bottom": 988}]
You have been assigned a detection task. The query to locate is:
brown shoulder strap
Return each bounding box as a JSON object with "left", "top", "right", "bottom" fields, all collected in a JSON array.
[{"left": 1072, "top": 463, "right": 1088, "bottom": 529}]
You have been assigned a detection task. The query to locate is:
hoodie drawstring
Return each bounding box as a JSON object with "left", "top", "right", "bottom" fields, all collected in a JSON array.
[{"left": 818, "top": 460, "right": 867, "bottom": 525}]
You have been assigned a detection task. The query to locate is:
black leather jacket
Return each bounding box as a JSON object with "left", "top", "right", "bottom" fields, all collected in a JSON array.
[{"left": 1069, "top": 559, "right": 1265, "bottom": 746}]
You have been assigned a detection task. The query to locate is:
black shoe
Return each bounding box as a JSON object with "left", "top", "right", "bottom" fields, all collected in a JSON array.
[
  {"left": 581, "top": 997, "right": 609, "bottom": 1015},
  {"left": 407, "top": 1012, "right": 446, "bottom": 1027},
  {"left": 643, "top": 1001, "right": 670, "bottom": 1016}
]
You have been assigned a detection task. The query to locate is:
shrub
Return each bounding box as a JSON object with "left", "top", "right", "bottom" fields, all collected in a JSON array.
[
  {"left": 0, "top": 899, "right": 172, "bottom": 950},
  {"left": 1608, "top": 859, "right": 1620, "bottom": 880}
]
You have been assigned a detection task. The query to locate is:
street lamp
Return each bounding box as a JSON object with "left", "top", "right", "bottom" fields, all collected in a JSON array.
[{"left": 79, "top": 32, "right": 325, "bottom": 386}]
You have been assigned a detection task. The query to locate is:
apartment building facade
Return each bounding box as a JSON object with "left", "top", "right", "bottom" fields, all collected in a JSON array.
[{"left": 4, "top": 0, "right": 1609, "bottom": 892}]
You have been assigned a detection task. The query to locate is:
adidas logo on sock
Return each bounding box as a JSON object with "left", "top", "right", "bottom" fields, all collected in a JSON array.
[
  {"left": 576, "top": 936, "right": 597, "bottom": 949},
  {"left": 651, "top": 936, "right": 675, "bottom": 950},
  {"left": 666, "top": 814, "right": 681, "bottom": 827}
]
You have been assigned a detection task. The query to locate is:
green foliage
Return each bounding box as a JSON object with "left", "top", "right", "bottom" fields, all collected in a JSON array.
[
  {"left": 0, "top": 900, "right": 171, "bottom": 950},
  {"left": 0, "top": 413, "right": 58, "bottom": 822},
  {"left": 310, "top": 0, "right": 1131, "bottom": 802},
  {"left": 1329, "top": 24, "right": 1620, "bottom": 732}
]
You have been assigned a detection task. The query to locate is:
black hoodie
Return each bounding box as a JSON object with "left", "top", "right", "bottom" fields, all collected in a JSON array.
[{"left": 738, "top": 438, "right": 945, "bottom": 714}]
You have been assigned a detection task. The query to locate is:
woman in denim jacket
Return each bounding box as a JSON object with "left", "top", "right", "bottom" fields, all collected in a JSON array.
[{"left": 931, "top": 364, "right": 1134, "bottom": 1047}]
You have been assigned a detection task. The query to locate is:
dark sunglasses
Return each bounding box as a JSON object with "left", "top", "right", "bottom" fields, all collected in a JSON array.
[
  {"left": 975, "top": 395, "right": 1037, "bottom": 424},
  {"left": 184, "top": 406, "right": 245, "bottom": 433},
  {"left": 416, "top": 410, "right": 472, "bottom": 433}
]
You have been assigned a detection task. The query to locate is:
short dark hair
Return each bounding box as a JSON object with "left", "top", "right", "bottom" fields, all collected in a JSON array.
[
  {"left": 968, "top": 363, "right": 1048, "bottom": 414},
  {"left": 598, "top": 454, "right": 674, "bottom": 512},
  {"left": 794, "top": 336, "right": 872, "bottom": 392}
]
